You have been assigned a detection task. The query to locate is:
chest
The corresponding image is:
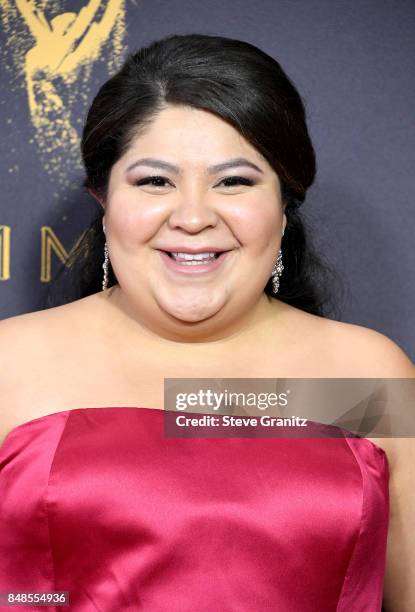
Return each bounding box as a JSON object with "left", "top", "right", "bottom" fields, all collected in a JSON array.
[{"left": 14, "top": 335, "right": 334, "bottom": 425}]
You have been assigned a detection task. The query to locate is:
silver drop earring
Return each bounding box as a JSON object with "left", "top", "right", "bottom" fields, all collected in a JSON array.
[
  {"left": 271, "top": 249, "right": 284, "bottom": 294},
  {"left": 102, "top": 223, "right": 109, "bottom": 291},
  {"left": 271, "top": 228, "right": 285, "bottom": 294}
]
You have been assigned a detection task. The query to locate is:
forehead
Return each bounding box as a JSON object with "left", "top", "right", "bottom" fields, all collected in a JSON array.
[{"left": 121, "top": 104, "right": 270, "bottom": 169}]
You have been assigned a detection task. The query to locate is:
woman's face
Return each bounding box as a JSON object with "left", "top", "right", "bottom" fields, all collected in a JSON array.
[{"left": 104, "top": 104, "right": 286, "bottom": 330}]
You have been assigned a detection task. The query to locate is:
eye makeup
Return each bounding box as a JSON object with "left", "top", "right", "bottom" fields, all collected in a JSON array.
[{"left": 132, "top": 175, "right": 256, "bottom": 189}]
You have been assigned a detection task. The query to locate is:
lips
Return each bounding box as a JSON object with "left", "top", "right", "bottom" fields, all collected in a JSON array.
[
  {"left": 157, "top": 249, "right": 230, "bottom": 275},
  {"left": 157, "top": 247, "right": 230, "bottom": 263}
]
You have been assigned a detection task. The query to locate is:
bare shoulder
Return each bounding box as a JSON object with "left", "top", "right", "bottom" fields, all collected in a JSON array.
[
  {"left": 0, "top": 292, "right": 109, "bottom": 373},
  {"left": 0, "top": 296, "right": 94, "bottom": 358},
  {"left": 0, "top": 308, "right": 57, "bottom": 447},
  {"left": 0, "top": 302, "right": 75, "bottom": 388},
  {"left": 0, "top": 294, "right": 104, "bottom": 446},
  {"left": 273, "top": 304, "right": 414, "bottom": 459},
  {"left": 275, "top": 299, "right": 413, "bottom": 374},
  {"left": 0, "top": 307, "right": 59, "bottom": 370},
  {"left": 0, "top": 291, "right": 106, "bottom": 345},
  {"left": 324, "top": 317, "right": 414, "bottom": 377},
  {"left": 323, "top": 319, "right": 414, "bottom": 464},
  {"left": 281, "top": 303, "right": 414, "bottom": 377}
]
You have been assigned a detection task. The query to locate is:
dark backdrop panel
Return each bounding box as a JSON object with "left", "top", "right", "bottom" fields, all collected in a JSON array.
[{"left": 0, "top": 0, "right": 414, "bottom": 360}]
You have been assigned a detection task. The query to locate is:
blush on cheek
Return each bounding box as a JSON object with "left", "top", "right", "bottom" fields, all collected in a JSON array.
[
  {"left": 108, "top": 200, "right": 157, "bottom": 244},
  {"left": 232, "top": 209, "right": 280, "bottom": 252}
]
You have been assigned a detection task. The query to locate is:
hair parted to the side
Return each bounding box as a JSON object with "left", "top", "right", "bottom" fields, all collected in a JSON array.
[{"left": 45, "top": 33, "right": 341, "bottom": 317}]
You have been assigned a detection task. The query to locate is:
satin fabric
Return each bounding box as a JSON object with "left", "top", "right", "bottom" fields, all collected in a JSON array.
[{"left": 0, "top": 407, "right": 389, "bottom": 611}]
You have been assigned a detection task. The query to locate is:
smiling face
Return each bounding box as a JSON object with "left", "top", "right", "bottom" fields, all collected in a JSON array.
[{"left": 102, "top": 104, "right": 286, "bottom": 336}]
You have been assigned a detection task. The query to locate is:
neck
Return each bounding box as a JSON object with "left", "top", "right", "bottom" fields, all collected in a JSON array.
[{"left": 101, "top": 285, "right": 279, "bottom": 354}]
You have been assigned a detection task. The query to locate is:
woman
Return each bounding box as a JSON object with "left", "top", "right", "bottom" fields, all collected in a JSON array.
[{"left": 0, "top": 33, "right": 413, "bottom": 611}]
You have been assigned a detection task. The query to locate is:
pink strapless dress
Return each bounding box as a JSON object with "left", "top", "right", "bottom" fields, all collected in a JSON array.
[{"left": 0, "top": 407, "right": 389, "bottom": 611}]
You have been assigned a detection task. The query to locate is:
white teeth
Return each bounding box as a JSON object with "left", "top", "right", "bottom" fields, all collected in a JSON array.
[
  {"left": 173, "top": 260, "right": 213, "bottom": 265},
  {"left": 171, "top": 252, "right": 217, "bottom": 261}
]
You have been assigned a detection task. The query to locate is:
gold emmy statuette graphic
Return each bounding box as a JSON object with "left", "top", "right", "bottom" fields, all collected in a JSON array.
[{"left": 1, "top": 0, "right": 126, "bottom": 187}]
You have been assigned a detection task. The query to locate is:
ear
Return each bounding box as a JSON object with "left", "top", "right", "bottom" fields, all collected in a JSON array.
[
  {"left": 86, "top": 187, "right": 105, "bottom": 210},
  {"left": 282, "top": 209, "right": 287, "bottom": 236}
]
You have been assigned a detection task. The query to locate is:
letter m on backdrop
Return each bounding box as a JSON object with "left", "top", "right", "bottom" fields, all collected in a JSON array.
[{"left": 41, "top": 226, "right": 90, "bottom": 283}]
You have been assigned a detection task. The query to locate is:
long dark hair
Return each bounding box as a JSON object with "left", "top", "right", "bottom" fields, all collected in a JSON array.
[{"left": 46, "top": 33, "right": 341, "bottom": 317}]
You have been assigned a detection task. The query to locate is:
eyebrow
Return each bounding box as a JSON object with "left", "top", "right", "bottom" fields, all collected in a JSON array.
[{"left": 125, "top": 157, "right": 264, "bottom": 175}]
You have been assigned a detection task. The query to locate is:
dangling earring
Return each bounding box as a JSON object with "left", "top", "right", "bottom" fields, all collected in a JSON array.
[
  {"left": 271, "top": 227, "right": 285, "bottom": 294},
  {"left": 102, "top": 223, "right": 109, "bottom": 291},
  {"left": 271, "top": 249, "right": 284, "bottom": 294}
]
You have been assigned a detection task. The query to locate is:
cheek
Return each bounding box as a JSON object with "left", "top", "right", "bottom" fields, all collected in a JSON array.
[
  {"left": 229, "top": 194, "right": 282, "bottom": 249},
  {"left": 107, "top": 191, "right": 164, "bottom": 244}
]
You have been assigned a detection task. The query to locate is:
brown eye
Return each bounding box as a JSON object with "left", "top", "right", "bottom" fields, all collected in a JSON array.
[
  {"left": 134, "top": 176, "right": 171, "bottom": 188},
  {"left": 217, "top": 177, "right": 255, "bottom": 187}
]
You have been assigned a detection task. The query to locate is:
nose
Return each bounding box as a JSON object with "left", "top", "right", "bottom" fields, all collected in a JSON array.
[{"left": 167, "top": 191, "right": 219, "bottom": 233}]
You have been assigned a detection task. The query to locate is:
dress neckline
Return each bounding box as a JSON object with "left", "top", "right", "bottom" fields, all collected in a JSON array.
[
  {"left": 1, "top": 406, "right": 165, "bottom": 447},
  {"left": 1, "top": 407, "right": 388, "bottom": 459}
]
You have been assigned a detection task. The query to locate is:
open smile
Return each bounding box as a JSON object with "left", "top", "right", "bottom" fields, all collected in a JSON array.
[{"left": 157, "top": 250, "right": 231, "bottom": 275}]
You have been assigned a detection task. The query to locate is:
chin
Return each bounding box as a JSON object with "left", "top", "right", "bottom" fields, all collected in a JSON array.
[{"left": 158, "top": 296, "right": 226, "bottom": 324}]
